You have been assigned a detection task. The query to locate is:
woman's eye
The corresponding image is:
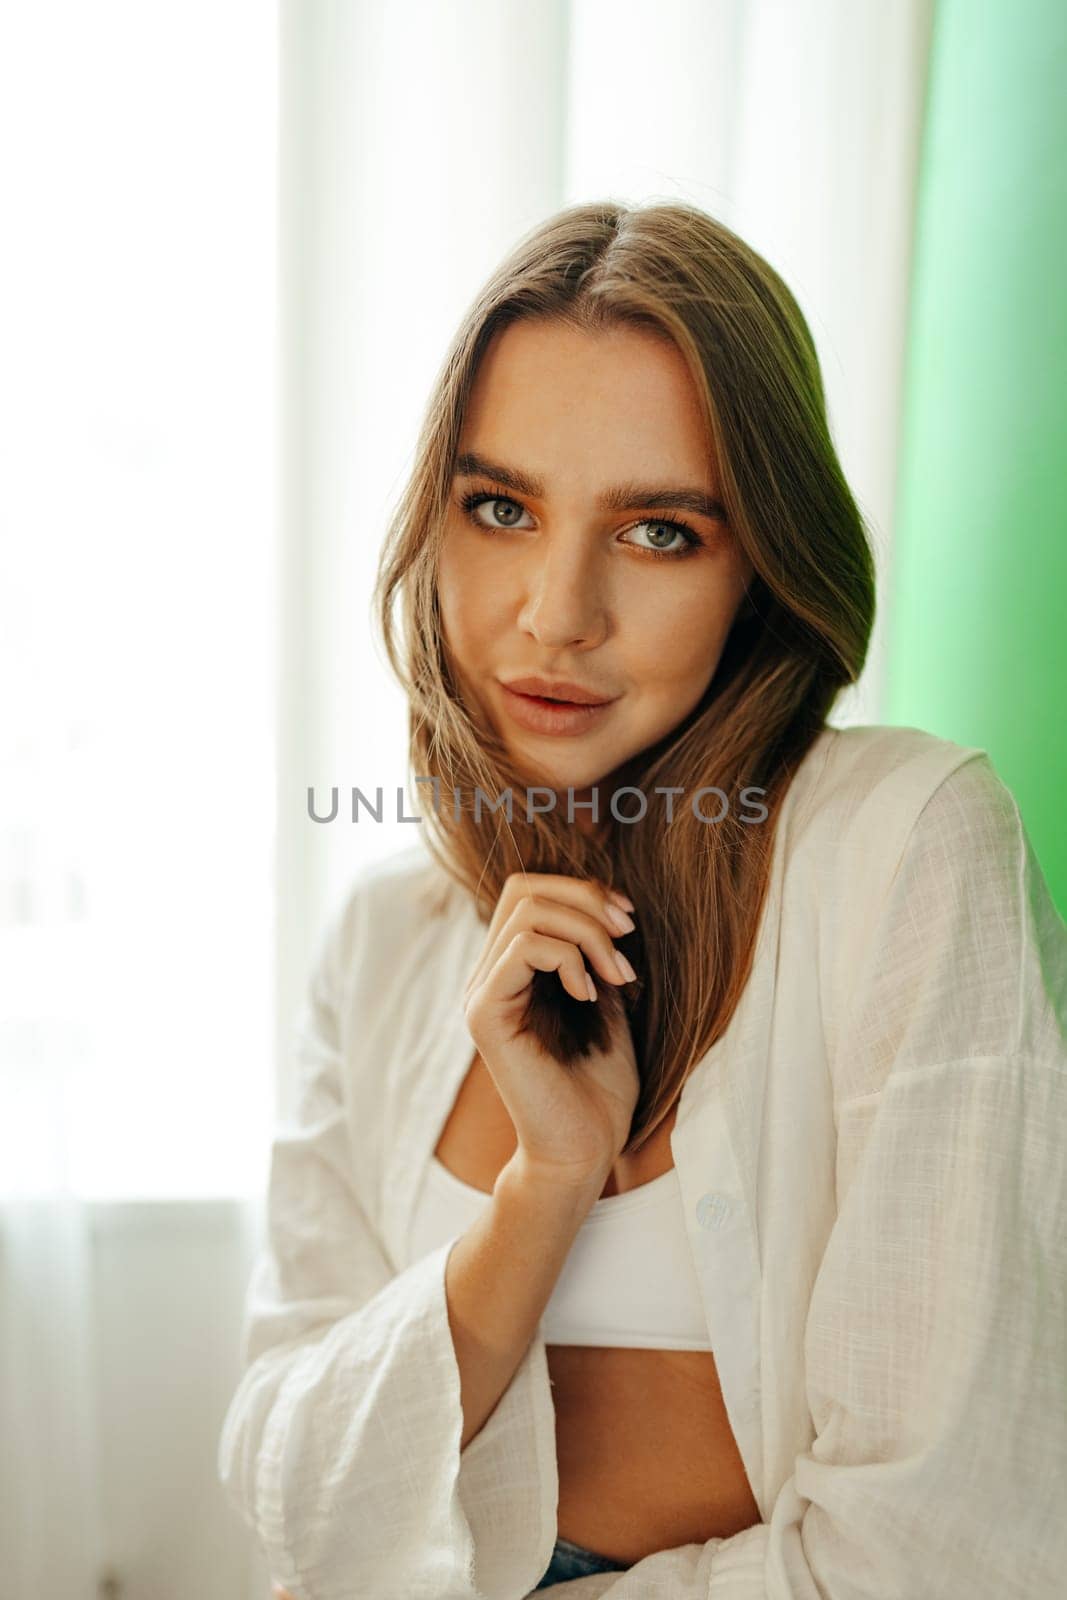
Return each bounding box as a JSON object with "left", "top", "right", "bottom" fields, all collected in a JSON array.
[
  {"left": 461, "top": 492, "right": 533, "bottom": 530},
  {"left": 621, "top": 519, "right": 700, "bottom": 556}
]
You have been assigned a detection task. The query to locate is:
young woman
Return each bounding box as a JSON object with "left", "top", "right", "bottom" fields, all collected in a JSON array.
[{"left": 219, "top": 201, "right": 1067, "bottom": 1599}]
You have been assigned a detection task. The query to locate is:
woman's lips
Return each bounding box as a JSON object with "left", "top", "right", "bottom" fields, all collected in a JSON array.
[{"left": 498, "top": 682, "right": 617, "bottom": 736}]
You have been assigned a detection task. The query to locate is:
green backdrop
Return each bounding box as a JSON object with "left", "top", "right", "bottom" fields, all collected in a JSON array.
[{"left": 886, "top": 0, "right": 1067, "bottom": 913}]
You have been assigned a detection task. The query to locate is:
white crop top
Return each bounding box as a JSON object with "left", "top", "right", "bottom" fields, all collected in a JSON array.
[{"left": 407, "top": 1154, "right": 714, "bottom": 1352}]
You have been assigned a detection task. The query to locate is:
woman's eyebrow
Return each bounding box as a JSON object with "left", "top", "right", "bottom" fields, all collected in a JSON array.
[{"left": 453, "top": 451, "right": 727, "bottom": 522}]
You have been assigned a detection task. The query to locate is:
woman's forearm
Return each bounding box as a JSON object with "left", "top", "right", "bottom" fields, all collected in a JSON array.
[
  {"left": 270, "top": 1153, "right": 598, "bottom": 1599},
  {"left": 445, "top": 1152, "right": 603, "bottom": 1451}
]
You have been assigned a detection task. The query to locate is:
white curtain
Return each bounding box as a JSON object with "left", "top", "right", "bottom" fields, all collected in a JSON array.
[
  {"left": 0, "top": 0, "right": 278, "bottom": 1594},
  {"left": 0, "top": 2, "right": 934, "bottom": 1594},
  {"left": 0, "top": 1198, "right": 105, "bottom": 1595}
]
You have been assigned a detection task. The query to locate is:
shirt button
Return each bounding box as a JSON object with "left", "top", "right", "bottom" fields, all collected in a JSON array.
[{"left": 696, "top": 1191, "right": 734, "bottom": 1230}]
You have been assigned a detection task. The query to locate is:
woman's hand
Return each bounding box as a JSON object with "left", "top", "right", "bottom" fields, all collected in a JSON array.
[{"left": 464, "top": 872, "right": 641, "bottom": 1189}]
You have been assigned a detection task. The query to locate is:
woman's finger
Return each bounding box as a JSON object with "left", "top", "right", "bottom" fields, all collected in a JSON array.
[{"left": 468, "top": 872, "right": 635, "bottom": 994}]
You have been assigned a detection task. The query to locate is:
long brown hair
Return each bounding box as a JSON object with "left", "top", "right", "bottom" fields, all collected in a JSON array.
[{"left": 373, "top": 199, "right": 875, "bottom": 1155}]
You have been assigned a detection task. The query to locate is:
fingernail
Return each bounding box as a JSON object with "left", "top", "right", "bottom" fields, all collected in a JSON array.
[
  {"left": 614, "top": 951, "right": 638, "bottom": 983},
  {"left": 604, "top": 902, "right": 636, "bottom": 933},
  {"left": 609, "top": 890, "right": 636, "bottom": 912},
  {"left": 586, "top": 972, "right": 598, "bottom": 1001}
]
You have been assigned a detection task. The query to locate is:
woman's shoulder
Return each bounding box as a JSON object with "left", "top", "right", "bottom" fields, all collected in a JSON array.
[
  {"left": 780, "top": 723, "right": 1066, "bottom": 1097},
  {"left": 344, "top": 838, "right": 459, "bottom": 916},
  {"left": 317, "top": 839, "right": 477, "bottom": 1006},
  {"left": 778, "top": 721, "right": 1033, "bottom": 969},
  {"left": 804, "top": 719, "right": 988, "bottom": 805},
  {"left": 785, "top": 720, "right": 994, "bottom": 869}
]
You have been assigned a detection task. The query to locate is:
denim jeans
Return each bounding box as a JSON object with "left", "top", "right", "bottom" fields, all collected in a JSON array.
[{"left": 531, "top": 1533, "right": 631, "bottom": 1590}]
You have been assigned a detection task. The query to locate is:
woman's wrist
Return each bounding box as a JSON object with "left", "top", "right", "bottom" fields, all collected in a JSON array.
[{"left": 497, "top": 1147, "right": 610, "bottom": 1215}]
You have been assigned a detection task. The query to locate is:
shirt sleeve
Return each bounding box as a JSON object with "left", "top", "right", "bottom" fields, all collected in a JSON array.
[
  {"left": 216, "top": 872, "right": 558, "bottom": 1600},
  {"left": 523, "top": 753, "right": 1067, "bottom": 1599}
]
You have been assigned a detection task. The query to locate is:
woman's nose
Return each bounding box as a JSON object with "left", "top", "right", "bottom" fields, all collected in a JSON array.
[{"left": 516, "top": 540, "right": 609, "bottom": 648}]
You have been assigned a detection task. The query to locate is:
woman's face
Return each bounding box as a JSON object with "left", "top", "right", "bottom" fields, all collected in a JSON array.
[{"left": 437, "top": 317, "right": 754, "bottom": 803}]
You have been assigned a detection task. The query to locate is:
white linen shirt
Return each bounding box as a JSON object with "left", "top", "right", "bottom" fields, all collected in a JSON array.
[{"left": 217, "top": 722, "right": 1067, "bottom": 1600}]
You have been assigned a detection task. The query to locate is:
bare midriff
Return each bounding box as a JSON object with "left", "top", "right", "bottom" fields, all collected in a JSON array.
[{"left": 434, "top": 1050, "right": 761, "bottom": 1566}]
